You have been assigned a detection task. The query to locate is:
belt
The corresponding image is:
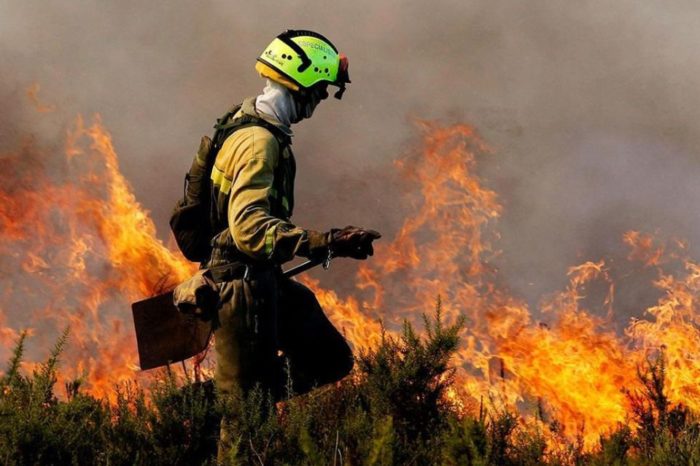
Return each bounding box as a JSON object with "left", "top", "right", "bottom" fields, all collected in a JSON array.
[
  {"left": 207, "top": 262, "right": 279, "bottom": 283},
  {"left": 208, "top": 262, "right": 249, "bottom": 283}
]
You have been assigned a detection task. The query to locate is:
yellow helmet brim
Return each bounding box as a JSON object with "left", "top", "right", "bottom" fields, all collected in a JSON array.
[{"left": 255, "top": 61, "right": 300, "bottom": 92}]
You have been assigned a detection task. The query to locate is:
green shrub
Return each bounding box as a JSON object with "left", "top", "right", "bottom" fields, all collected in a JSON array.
[
  {"left": 3, "top": 308, "right": 700, "bottom": 465},
  {"left": 623, "top": 354, "right": 700, "bottom": 466}
]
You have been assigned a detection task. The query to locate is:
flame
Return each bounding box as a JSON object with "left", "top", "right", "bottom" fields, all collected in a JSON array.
[
  {"left": 0, "top": 110, "right": 194, "bottom": 401},
  {"left": 307, "top": 122, "right": 700, "bottom": 449},
  {"left": 25, "top": 83, "right": 56, "bottom": 113},
  {"left": 627, "top": 260, "right": 700, "bottom": 410},
  {"left": 624, "top": 231, "right": 665, "bottom": 267},
  {"left": 3, "top": 94, "right": 700, "bottom": 450}
]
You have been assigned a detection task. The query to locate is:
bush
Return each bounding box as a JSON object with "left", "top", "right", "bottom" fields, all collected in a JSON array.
[
  {"left": 216, "top": 303, "right": 465, "bottom": 465},
  {"left": 3, "top": 308, "right": 700, "bottom": 465},
  {"left": 0, "top": 330, "right": 218, "bottom": 465}
]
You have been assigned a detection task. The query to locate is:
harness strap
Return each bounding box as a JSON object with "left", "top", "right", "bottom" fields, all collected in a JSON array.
[
  {"left": 208, "top": 261, "right": 280, "bottom": 283},
  {"left": 208, "top": 105, "right": 292, "bottom": 239}
]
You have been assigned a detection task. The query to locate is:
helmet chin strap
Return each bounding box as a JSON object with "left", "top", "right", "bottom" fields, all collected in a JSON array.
[
  {"left": 334, "top": 84, "right": 346, "bottom": 100},
  {"left": 291, "top": 85, "right": 327, "bottom": 121},
  {"left": 295, "top": 97, "right": 318, "bottom": 121}
]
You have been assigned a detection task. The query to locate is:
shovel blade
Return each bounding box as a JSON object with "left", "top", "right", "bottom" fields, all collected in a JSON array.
[{"left": 131, "top": 291, "right": 211, "bottom": 370}]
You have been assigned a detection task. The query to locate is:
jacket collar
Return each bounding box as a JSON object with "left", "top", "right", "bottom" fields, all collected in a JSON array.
[{"left": 239, "top": 97, "right": 294, "bottom": 138}]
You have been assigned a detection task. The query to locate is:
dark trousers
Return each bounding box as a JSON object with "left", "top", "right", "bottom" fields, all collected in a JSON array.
[{"left": 213, "top": 269, "right": 353, "bottom": 399}]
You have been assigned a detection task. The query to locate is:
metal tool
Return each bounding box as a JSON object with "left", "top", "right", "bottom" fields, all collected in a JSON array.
[{"left": 131, "top": 258, "right": 326, "bottom": 370}]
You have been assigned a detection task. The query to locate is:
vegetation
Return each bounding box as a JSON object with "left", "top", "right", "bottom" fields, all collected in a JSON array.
[{"left": 1, "top": 307, "right": 699, "bottom": 465}]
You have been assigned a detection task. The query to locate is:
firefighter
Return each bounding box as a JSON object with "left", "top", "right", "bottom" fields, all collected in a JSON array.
[{"left": 208, "top": 30, "right": 380, "bottom": 457}]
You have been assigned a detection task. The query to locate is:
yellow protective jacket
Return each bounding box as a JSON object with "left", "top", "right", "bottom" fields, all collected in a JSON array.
[{"left": 208, "top": 97, "right": 327, "bottom": 265}]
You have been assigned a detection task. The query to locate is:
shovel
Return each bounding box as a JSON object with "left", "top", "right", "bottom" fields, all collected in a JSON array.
[{"left": 131, "top": 258, "right": 324, "bottom": 371}]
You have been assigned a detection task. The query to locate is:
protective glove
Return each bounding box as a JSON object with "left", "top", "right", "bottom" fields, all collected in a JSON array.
[{"left": 329, "top": 225, "right": 382, "bottom": 260}]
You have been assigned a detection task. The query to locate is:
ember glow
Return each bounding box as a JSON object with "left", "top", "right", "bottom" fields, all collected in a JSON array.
[{"left": 2, "top": 101, "right": 700, "bottom": 448}]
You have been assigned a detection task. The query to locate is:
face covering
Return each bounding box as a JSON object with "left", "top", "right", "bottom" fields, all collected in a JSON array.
[
  {"left": 294, "top": 84, "right": 329, "bottom": 120},
  {"left": 255, "top": 80, "right": 298, "bottom": 128}
]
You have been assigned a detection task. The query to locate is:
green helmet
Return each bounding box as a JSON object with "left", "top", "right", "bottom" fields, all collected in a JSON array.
[{"left": 256, "top": 30, "right": 350, "bottom": 99}]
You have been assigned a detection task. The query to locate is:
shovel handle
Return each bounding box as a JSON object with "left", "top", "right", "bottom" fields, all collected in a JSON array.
[{"left": 282, "top": 258, "right": 324, "bottom": 278}]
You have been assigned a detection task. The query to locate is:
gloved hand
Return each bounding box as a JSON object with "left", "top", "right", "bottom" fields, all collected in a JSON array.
[{"left": 329, "top": 225, "right": 382, "bottom": 260}]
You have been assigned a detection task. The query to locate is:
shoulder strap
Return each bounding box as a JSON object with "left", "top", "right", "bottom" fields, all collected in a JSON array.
[
  {"left": 207, "top": 103, "right": 292, "bottom": 234},
  {"left": 217, "top": 116, "right": 291, "bottom": 149},
  {"left": 211, "top": 104, "right": 242, "bottom": 147}
]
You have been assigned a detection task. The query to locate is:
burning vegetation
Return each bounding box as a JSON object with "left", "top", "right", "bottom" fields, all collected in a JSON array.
[{"left": 2, "top": 97, "right": 700, "bottom": 464}]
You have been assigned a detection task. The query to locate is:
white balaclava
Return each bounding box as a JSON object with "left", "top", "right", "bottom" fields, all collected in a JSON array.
[{"left": 255, "top": 80, "right": 298, "bottom": 128}]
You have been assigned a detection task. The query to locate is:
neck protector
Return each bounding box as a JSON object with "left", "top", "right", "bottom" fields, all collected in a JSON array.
[{"left": 255, "top": 80, "right": 298, "bottom": 128}]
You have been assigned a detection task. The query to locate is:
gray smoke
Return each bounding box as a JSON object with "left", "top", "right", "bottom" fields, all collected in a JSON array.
[{"left": 3, "top": 0, "right": 700, "bottom": 316}]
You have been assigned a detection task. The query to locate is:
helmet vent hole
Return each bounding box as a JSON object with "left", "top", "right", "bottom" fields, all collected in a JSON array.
[{"left": 282, "top": 54, "right": 287, "bottom": 59}]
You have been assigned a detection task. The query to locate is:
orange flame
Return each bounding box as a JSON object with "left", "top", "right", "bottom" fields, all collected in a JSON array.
[
  {"left": 25, "top": 83, "right": 56, "bottom": 113},
  {"left": 0, "top": 111, "right": 194, "bottom": 401},
  {"left": 306, "top": 122, "right": 700, "bottom": 449},
  {"left": 3, "top": 96, "right": 700, "bottom": 450}
]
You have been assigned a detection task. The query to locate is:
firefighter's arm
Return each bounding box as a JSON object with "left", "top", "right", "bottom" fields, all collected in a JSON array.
[{"left": 226, "top": 128, "right": 328, "bottom": 262}]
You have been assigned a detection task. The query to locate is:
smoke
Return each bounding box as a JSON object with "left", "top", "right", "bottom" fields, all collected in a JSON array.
[{"left": 3, "top": 0, "right": 700, "bottom": 314}]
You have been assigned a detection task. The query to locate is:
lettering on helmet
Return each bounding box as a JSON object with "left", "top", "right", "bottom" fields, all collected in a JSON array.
[
  {"left": 296, "top": 40, "right": 334, "bottom": 57},
  {"left": 265, "top": 49, "right": 285, "bottom": 66}
]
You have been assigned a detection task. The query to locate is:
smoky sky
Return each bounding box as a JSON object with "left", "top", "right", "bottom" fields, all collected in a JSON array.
[{"left": 3, "top": 0, "right": 700, "bottom": 314}]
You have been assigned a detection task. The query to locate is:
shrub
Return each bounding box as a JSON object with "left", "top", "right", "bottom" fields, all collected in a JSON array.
[{"left": 3, "top": 308, "right": 700, "bottom": 465}]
